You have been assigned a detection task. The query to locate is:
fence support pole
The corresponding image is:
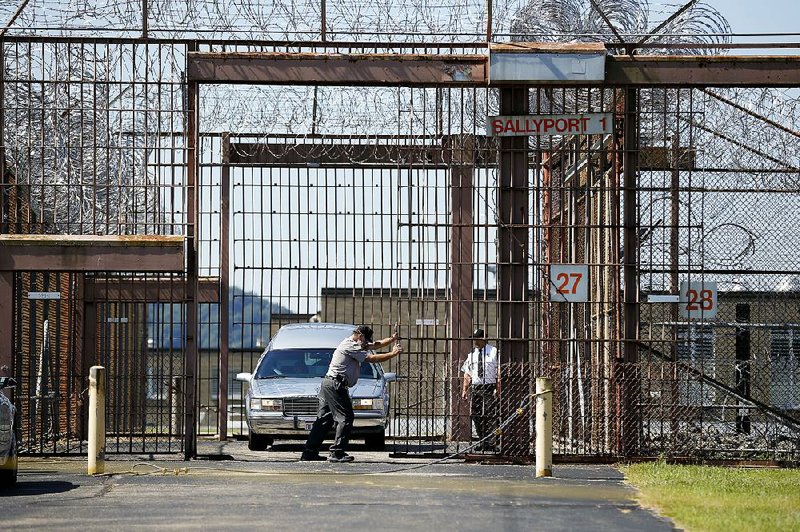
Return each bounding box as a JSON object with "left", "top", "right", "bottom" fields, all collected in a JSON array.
[
  {"left": 535, "top": 377, "right": 552, "bottom": 478},
  {"left": 88, "top": 366, "right": 105, "bottom": 475}
]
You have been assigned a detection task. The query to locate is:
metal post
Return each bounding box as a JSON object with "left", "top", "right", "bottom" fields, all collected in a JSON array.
[
  {"left": 498, "top": 85, "right": 529, "bottom": 457},
  {"left": 621, "top": 87, "right": 640, "bottom": 456},
  {"left": 485, "top": 0, "right": 493, "bottom": 42},
  {"left": 88, "top": 366, "right": 105, "bottom": 475},
  {"left": 535, "top": 377, "right": 552, "bottom": 478},
  {"left": 184, "top": 43, "right": 199, "bottom": 460},
  {"left": 141, "top": 0, "right": 148, "bottom": 39},
  {"left": 320, "top": 0, "right": 327, "bottom": 41},
  {"left": 218, "top": 132, "right": 231, "bottom": 441},
  {"left": 622, "top": 87, "right": 639, "bottom": 365},
  {"left": 448, "top": 134, "right": 474, "bottom": 443}
]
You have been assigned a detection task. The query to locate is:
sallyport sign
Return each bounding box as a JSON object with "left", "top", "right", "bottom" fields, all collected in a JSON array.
[{"left": 486, "top": 113, "right": 612, "bottom": 136}]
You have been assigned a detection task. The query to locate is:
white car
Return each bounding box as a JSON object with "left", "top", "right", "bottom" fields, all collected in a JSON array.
[
  {"left": 0, "top": 377, "right": 19, "bottom": 488},
  {"left": 236, "top": 323, "right": 396, "bottom": 451}
]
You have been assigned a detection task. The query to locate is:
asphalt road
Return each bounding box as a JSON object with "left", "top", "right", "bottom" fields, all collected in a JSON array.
[{"left": 0, "top": 440, "right": 675, "bottom": 531}]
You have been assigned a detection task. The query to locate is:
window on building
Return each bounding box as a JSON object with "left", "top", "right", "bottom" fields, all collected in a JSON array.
[
  {"left": 770, "top": 328, "right": 800, "bottom": 409},
  {"left": 677, "top": 325, "right": 716, "bottom": 406}
]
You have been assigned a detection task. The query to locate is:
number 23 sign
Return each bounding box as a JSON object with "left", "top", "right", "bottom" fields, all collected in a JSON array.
[
  {"left": 679, "top": 281, "right": 718, "bottom": 319},
  {"left": 549, "top": 264, "right": 589, "bottom": 302}
]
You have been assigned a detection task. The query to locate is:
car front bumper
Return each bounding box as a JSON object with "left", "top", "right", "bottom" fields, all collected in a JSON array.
[{"left": 247, "top": 412, "right": 387, "bottom": 437}]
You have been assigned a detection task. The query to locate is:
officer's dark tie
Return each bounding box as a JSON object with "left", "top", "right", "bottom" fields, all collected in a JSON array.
[{"left": 477, "top": 347, "right": 484, "bottom": 380}]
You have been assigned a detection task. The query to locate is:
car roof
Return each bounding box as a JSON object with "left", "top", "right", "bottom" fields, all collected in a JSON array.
[{"left": 269, "top": 322, "right": 357, "bottom": 350}]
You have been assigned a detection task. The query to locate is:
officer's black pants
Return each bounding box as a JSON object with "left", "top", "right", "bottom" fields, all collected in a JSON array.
[
  {"left": 304, "top": 377, "right": 354, "bottom": 454},
  {"left": 470, "top": 383, "right": 498, "bottom": 443}
]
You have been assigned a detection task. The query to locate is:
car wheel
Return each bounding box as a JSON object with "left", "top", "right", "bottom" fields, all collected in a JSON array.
[
  {"left": 248, "top": 432, "right": 273, "bottom": 451},
  {"left": 365, "top": 431, "right": 385, "bottom": 451},
  {"left": 0, "top": 435, "right": 18, "bottom": 488}
]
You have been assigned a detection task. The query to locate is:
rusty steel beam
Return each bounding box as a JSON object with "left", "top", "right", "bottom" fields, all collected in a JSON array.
[
  {"left": 187, "top": 51, "right": 487, "bottom": 86},
  {"left": 607, "top": 55, "right": 800, "bottom": 86},
  {"left": 84, "top": 277, "right": 218, "bottom": 303},
  {"left": 229, "top": 137, "right": 497, "bottom": 167},
  {"left": 0, "top": 235, "right": 185, "bottom": 272},
  {"left": 189, "top": 51, "right": 800, "bottom": 87}
]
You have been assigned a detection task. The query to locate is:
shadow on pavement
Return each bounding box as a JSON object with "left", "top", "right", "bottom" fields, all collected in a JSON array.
[{"left": 1, "top": 480, "right": 79, "bottom": 497}]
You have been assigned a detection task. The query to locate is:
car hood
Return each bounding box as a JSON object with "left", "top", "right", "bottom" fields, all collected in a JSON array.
[{"left": 250, "top": 377, "right": 381, "bottom": 398}]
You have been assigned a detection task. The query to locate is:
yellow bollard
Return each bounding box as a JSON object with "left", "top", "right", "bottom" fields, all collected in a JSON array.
[
  {"left": 535, "top": 377, "right": 552, "bottom": 478},
  {"left": 88, "top": 366, "right": 106, "bottom": 475}
]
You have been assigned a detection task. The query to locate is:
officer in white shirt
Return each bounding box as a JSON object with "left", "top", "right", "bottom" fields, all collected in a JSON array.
[{"left": 460, "top": 328, "right": 500, "bottom": 451}]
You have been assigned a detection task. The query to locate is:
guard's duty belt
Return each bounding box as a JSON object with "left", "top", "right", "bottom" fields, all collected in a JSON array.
[{"left": 326, "top": 374, "right": 349, "bottom": 389}]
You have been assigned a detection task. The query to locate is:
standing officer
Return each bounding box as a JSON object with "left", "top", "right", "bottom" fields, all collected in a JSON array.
[
  {"left": 460, "top": 328, "right": 500, "bottom": 451},
  {"left": 300, "top": 325, "right": 402, "bottom": 462}
]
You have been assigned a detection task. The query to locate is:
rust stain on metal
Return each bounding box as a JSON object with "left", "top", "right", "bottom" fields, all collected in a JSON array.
[
  {"left": 0, "top": 234, "right": 184, "bottom": 246},
  {"left": 490, "top": 42, "right": 606, "bottom": 54}
]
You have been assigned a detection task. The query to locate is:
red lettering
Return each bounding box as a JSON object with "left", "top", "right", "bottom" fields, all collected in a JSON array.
[
  {"left": 492, "top": 119, "right": 503, "bottom": 134},
  {"left": 543, "top": 118, "right": 554, "bottom": 132},
  {"left": 556, "top": 119, "right": 568, "bottom": 132},
  {"left": 568, "top": 118, "right": 580, "bottom": 131},
  {"left": 531, "top": 118, "right": 543, "bottom": 133},
  {"left": 504, "top": 119, "right": 514, "bottom": 133},
  {"left": 581, "top": 117, "right": 590, "bottom": 131},
  {"left": 524, "top": 118, "right": 535, "bottom": 133}
]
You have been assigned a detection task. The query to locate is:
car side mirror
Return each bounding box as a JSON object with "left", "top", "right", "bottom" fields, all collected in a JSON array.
[
  {"left": 383, "top": 372, "right": 397, "bottom": 383},
  {"left": 235, "top": 372, "right": 252, "bottom": 382},
  {"left": 0, "top": 376, "right": 16, "bottom": 389}
]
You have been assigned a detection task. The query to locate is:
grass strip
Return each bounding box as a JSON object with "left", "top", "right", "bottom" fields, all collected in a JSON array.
[{"left": 620, "top": 462, "right": 800, "bottom": 532}]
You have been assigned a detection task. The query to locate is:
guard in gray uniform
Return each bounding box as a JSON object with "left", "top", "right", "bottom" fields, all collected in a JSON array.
[{"left": 301, "top": 325, "right": 402, "bottom": 462}]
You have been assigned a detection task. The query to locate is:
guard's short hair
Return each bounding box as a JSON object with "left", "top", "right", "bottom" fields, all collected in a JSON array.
[{"left": 354, "top": 325, "right": 374, "bottom": 343}]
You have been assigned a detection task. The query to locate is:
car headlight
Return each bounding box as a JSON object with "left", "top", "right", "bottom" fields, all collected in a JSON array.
[
  {"left": 250, "top": 398, "right": 283, "bottom": 412},
  {"left": 353, "top": 398, "right": 383, "bottom": 410}
]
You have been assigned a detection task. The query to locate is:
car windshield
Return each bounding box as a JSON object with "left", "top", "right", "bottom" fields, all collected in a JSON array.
[{"left": 254, "top": 348, "right": 379, "bottom": 379}]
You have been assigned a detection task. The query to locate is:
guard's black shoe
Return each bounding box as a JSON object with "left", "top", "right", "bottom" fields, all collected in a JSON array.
[
  {"left": 299, "top": 451, "right": 327, "bottom": 461},
  {"left": 327, "top": 452, "right": 355, "bottom": 463}
]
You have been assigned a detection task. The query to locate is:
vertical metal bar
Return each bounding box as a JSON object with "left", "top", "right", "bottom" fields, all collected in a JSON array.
[
  {"left": 486, "top": 0, "right": 493, "bottom": 42},
  {"left": 142, "top": 0, "right": 148, "bottom": 39},
  {"left": 184, "top": 43, "right": 199, "bottom": 460},
  {"left": 448, "top": 134, "right": 473, "bottom": 443},
  {"left": 82, "top": 279, "right": 97, "bottom": 444},
  {"left": 0, "top": 39, "right": 6, "bottom": 236},
  {"left": 621, "top": 87, "right": 640, "bottom": 456},
  {"left": 218, "top": 132, "right": 230, "bottom": 441},
  {"left": 0, "top": 272, "right": 12, "bottom": 381},
  {"left": 498, "top": 85, "right": 529, "bottom": 456},
  {"left": 320, "top": 0, "right": 327, "bottom": 41}
]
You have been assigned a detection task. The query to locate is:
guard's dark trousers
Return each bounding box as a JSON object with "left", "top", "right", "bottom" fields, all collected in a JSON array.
[
  {"left": 471, "top": 383, "right": 498, "bottom": 445},
  {"left": 304, "top": 377, "right": 354, "bottom": 454}
]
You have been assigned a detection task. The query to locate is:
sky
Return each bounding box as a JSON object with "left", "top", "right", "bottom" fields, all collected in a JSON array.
[{"left": 705, "top": 0, "right": 799, "bottom": 39}]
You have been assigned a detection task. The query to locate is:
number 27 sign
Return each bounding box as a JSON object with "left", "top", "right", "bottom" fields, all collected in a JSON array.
[
  {"left": 679, "top": 281, "right": 718, "bottom": 319},
  {"left": 549, "top": 264, "right": 589, "bottom": 302}
]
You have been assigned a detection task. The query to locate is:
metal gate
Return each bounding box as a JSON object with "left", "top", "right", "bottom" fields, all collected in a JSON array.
[{"left": 2, "top": 4, "right": 799, "bottom": 463}]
